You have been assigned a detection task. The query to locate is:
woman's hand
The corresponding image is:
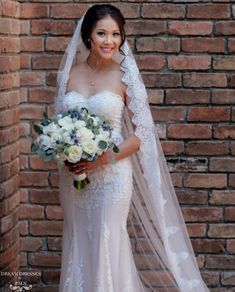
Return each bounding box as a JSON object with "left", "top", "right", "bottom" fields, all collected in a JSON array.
[{"left": 65, "top": 153, "right": 109, "bottom": 175}]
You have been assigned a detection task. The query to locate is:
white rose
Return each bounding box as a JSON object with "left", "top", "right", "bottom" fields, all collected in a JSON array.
[
  {"left": 76, "top": 127, "right": 94, "bottom": 140},
  {"left": 74, "top": 120, "right": 86, "bottom": 129},
  {"left": 58, "top": 116, "right": 74, "bottom": 132},
  {"left": 82, "top": 139, "right": 97, "bottom": 155},
  {"left": 67, "top": 145, "right": 83, "bottom": 163}
]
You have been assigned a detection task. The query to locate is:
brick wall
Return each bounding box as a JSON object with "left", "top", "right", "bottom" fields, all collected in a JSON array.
[
  {"left": 0, "top": 1, "right": 234, "bottom": 291},
  {"left": 0, "top": 0, "right": 21, "bottom": 290}
]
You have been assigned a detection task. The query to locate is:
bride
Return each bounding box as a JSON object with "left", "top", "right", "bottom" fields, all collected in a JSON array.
[{"left": 55, "top": 4, "right": 210, "bottom": 292}]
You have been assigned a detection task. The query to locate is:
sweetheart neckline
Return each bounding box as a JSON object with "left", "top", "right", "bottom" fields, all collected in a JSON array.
[{"left": 66, "top": 89, "right": 125, "bottom": 105}]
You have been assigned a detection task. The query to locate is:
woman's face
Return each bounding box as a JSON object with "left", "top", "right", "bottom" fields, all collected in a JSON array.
[{"left": 90, "top": 15, "right": 122, "bottom": 60}]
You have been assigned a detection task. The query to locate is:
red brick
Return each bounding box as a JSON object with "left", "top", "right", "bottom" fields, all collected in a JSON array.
[
  {"left": 142, "top": 4, "right": 185, "bottom": 19},
  {"left": 49, "top": 173, "right": 59, "bottom": 187},
  {"left": 20, "top": 172, "right": 48, "bottom": 187},
  {"left": 184, "top": 173, "right": 227, "bottom": 189},
  {"left": 29, "top": 87, "right": 55, "bottom": 104},
  {"left": 182, "top": 207, "right": 222, "bottom": 222},
  {"left": 1, "top": 175, "right": 19, "bottom": 198},
  {"left": 0, "top": 107, "right": 19, "bottom": 127},
  {"left": 209, "top": 190, "right": 235, "bottom": 205},
  {"left": 20, "top": 122, "right": 30, "bottom": 137},
  {"left": 126, "top": 21, "right": 166, "bottom": 36},
  {"left": 214, "top": 125, "right": 235, "bottom": 139},
  {"left": 0, "top": 19, "right": 20, "bottom": 35},
  {"left": 229, "top": 174, "right": 235, "bottom": 188},
  {"left": 213, "top": 56, "right": 235, "bottom": 70},
  {"left": 0, "top": 240, "right": 19, "bottom": 269},
  {"left": 136, "top": 55, "right": 165, "bottom": 70},
  {"left": 30, "top": 189, "right": 59, "bottom": 204},
  {"left": 225, "top": 207, "right": 235, "bottom": 222},
  {"left": 166, "top": 89, "right": 209, "bottom": 104},
  {"left": 0, "top": 207, "right": 19, "bottom": 234},
  {"left": 0, "top": 90, "right": 20, "bottom": 110},
  {"left": 29, "top": 156, "right": 57, "bottom": 170},
  {"left": 32, "top": 55, "right": 62, "bottom": 70},
  {"left": 42, "top": 269, "right": 60, "bottom": 284},
  {"left": 187, "top": 223, "right": 206, "bottom": 238},
  {"left": 51, "top": 4, "right": 89, "bottom": 19},
  {"left": 19, "top": 220, "right": 28, "bottom": 236},
  {"left": 29, "top": 251, "right": 61, "bottom": 267},
  {"left": 20, "top": 105, "right": 45, "bottom": 120},
  {"left": 191, "top": 239, "right": 225, "bottom": 253},
  {"left": 208, "top": 224, "right": 235, "bottom": 238},
  {"left": 0, "top": 36, "right": 20, "bottom": 53},
  {"left": 215, "top": 21, "right": 235, "bottom": 35},
  {"left": 0, "top": 142, "right": 19, "bottom": 164},
  {"left": 183, "top": 73, "right": 227, "bottom": 87},
  {"left": 182, "top": 37, "right": 225, "bottom": 53},
  {"left": 161, "top": 141, "right": 184, "bottom": 156},
  {"left": 152, "top": 107, "right": 184, "bottom": 122},
  {"left": 31, "top": 20, "right": 74, "bottom": 35},
  {"left": 0, "top": 72, "right": 20, "bottom": 90},
  {"left": 46, "top": 206, "right": 63, "bottom": 220},
  {"left": 206, "top": 255, "right": 235, "bottom": 269},
  {"left": 147, "top": 89, "right": 164, "bottom": 104},
  {"left": 20, "top": 54, "right": 31, "bottom": 69},
  {"left": 228, "top": 38, "right": 235, "bottom": 53},
  {"left": 176, "top": 190, "right": 207, "bottom": 205},
  {"left": 186, "top": 141, "right": 228, "bottom": 156},
  {"left": 19, "top": 204, "right": 44, "bottom": 219},
  {"left": 143, "top": 73, "right": 181, "bottom": 88},
  {"left": 168, "top": 124, "right": 211, "bottom": 139},
  {"left": 221, "top": 272, "right": 235, "bottom": 286},
  {"left": 20, "top": 20, "right": 30, "bottom": 35},
  {"left": 210, "top": 158, "right": 235, "bottom": 172},
  {"left": 136, "top": 37, "right": 180, "bottom": 53},
  {"left": 187, "top": 4, "right": 230, "bottom": 19},
  {"left": 188, "top": 107, "right": 230, "bottom": 122},
  {"left": 19, "top": 138, "right": 32, "bottom": 154},
  {"left": 227, "top": 239, "right": 235, "bottom": 254},
  {"left": 2, "top": 0, "right": 20, "bottom": 18},
  {"left": 20, "top": 71, "right": 45, "bottom": 86},
  {"left": 48, "top": 237, "right": 62, "bottom": 251},
  {"left": 169, "top": 21, "right": 213, "bottom": 36},
  {"left": 212, "top": 90, "right": 235, "bottom": 104},
  {"left": 168, "top": 55, "right": 211, "bottom": 70},
  {"left": 20, "top": 237, "right": 44, "bottom": 252},
  {"left": 21, "top": 37, "right": 44, "bottom": 52},
  {"left": 0, "top": 56, "right": 20, "bottom": 73},
  {"left": 21, "top": 3, "right": 49, "bottom": 18},
  {"left": 45, "top": 37, "right": 70, "bottom": 52},
  {"left": 30, "top": 221, "right": 63, "bottom": 236}
]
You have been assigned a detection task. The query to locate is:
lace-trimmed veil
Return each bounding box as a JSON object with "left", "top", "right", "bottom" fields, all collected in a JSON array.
[{"left": 55, "top": 12, "right": 209, "bottom": 292}]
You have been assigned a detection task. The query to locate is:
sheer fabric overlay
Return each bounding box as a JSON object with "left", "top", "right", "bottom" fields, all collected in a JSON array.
[{"left": 55, "top": 14, "right": 210, "bottom": 292}]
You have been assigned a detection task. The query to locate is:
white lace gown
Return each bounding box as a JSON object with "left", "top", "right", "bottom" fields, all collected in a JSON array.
[{"left": 58, "top": 90, "right": 145, "bottom": 292}]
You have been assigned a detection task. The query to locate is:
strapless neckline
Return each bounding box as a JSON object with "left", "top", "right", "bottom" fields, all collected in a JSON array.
[{"left": 66, "top": 90, "right": 125, "bottom": 106}]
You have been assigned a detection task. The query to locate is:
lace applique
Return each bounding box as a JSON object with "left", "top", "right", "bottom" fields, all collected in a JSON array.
[{"left": 76, "top": 258, "right": 84, "bottom": 292}]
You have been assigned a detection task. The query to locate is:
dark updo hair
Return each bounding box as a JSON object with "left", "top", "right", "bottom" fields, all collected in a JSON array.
[{"left": 81, "top": 4, "right": 126, "bottom": 51}]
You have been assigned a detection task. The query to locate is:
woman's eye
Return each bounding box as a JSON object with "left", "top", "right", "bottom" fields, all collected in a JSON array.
[
  {"left": 97, "top": 32, "right": 105, "bottom": 36},
  {"left": 114, "top": 32, "right": 120, "bottom": 36}
]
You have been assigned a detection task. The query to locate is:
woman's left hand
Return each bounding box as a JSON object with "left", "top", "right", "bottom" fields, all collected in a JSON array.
[{"left": 65, "top": 154, "right": 108, "bottom": 175}]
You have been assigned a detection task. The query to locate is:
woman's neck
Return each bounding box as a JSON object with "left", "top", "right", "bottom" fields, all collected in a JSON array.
[{"left": 86, "top": 52, "right": 113, "bottom": 71}]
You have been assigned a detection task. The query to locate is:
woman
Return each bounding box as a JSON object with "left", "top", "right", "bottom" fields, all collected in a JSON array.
[{"left": 55, "top": 4, "right": 210, "bottom": 292}]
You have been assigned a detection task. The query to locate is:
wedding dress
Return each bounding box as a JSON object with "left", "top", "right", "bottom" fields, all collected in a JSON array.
[
  {"left": 58, "top": 90, "right": 145, "bottom": 292},
  {"left": 55, "top": 9, "right": 210, "bottom": 292}
]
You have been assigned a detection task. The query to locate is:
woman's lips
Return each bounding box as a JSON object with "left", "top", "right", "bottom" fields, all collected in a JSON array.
[{"left": 101, "top": 47, "right": 114, "bottom": 53}]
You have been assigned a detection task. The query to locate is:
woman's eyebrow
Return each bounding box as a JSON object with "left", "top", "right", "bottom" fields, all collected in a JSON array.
[{"left": 96, "top": 28, "right": 120, "bottom": 32}]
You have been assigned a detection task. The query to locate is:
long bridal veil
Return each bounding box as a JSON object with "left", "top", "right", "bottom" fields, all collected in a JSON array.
[{"left": 55, "top": 12, "right": 210, "bottom": 292}]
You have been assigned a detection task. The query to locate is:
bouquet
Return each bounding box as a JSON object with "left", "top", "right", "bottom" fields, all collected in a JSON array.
[{"left": 31, "top": 107, "right": 119, "bottom": 190}]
